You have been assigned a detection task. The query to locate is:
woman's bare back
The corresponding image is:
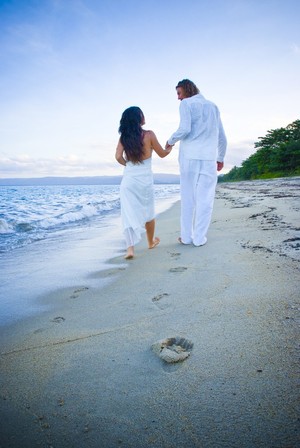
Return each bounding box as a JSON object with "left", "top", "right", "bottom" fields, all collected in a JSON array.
[{"left": 142, "top": 130, "right": 171, "bottom": 160}]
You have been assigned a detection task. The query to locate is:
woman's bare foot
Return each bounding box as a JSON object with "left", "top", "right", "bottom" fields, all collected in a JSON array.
[
  {"left": 149, "top": 237, "right": 160, "bottom": 249},
  {"left": 124, "top": 246, "right": 134, "bottom": 259}
]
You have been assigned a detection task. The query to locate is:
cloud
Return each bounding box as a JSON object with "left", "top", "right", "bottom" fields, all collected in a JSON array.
[
  {"left": 0, "top": 135, "right": 257, "bottom": 178},
  {"left": 0, "top": 149, "right": 180, "bottom": 178},
  {"left": 0, "top": 154, "right": 116, "bottom": 178},
  {"left": 225, "top": 140, "right": 256, "bottom": 172},
  {"left": 291, "top": 42, "right": 300, "bottom": 54}
]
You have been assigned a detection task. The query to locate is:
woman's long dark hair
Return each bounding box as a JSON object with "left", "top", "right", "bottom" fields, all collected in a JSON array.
[{"left": 118, "top": 106, "right": 144, "bottom": 163}]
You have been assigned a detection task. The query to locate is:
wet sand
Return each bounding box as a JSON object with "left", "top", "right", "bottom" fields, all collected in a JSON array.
[{"left": 0, "top": 177, "right": 299, "bottom": 448}]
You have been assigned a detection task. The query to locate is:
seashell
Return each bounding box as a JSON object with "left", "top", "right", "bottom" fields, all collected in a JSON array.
[
  {"left": 159, "top": 347, "right": 190, "bottom": 363},
  {"left": 151, "top": 336, "right": 193, "bottom": 363}
]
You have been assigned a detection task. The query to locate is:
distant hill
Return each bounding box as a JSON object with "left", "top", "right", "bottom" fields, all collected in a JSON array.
[{"left": 0, "top": 173, "right": 180, "bottom": 186}]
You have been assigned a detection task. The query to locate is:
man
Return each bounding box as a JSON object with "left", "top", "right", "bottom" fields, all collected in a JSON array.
[{"left": 166, "top": 79, "right": 227, "bottom": 246}]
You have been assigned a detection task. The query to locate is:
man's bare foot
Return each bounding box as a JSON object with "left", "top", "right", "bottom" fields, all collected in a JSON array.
[
  {"left": 124, "top": 247, "right": 134, "bottom": 259},
  {"left": 149, "top": 237, "right": 160, "bottom": 249}
]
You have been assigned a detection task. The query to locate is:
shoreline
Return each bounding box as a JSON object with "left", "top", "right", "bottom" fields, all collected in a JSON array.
[
  {"left": 0, "top": 191, "right": 180, "bottom": 327},
  {"left": 1, "top": 178, "right": 299, "bottom": 447}
]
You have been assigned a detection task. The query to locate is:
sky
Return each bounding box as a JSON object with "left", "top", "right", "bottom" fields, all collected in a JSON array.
[{"left": 0, "top": 0, "right": 299, "bottom": 178}]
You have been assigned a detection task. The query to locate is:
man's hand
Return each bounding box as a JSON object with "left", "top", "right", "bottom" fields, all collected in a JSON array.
[
  {"left": 165, "top": 142, "right": 173, "bottom": 150},
  {"left": 217, "top": 161, "right": 224, "bottom": 172}
]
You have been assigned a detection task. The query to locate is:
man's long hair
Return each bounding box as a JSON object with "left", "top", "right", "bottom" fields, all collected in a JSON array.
[
  {"left": 176, "top": 79, "right": 200, "bottom": 98},
  {"left": 118, "top": 106, "right": 144, "bottom": 163}
]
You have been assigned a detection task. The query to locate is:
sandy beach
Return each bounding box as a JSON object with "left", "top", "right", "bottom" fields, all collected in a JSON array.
[{"left": 0, "top": 177, "right": 299, "bottom": 448}]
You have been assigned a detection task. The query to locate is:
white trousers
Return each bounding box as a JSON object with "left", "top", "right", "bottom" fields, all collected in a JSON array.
[{"left": 179, "top": 158, "right": 217, "bottom": 246}]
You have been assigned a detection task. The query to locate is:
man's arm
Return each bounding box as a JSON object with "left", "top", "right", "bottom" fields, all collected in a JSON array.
[
  {"left": 217, "top": 117, "right": 227, "bottom": 165},
  {"left": 166, "top": 100, "right": 191, "bottom": 147}
]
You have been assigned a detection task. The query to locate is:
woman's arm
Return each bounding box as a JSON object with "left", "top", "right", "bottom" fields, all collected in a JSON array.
[
  {"left": 149, "top": 131, "right": 172, "bottom": 158},
  {"left": 115, "top": 139, "right": 127, "bottom": 166}
]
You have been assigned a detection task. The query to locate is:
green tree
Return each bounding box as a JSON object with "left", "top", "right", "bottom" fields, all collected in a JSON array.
[{"left": 220, "top": 120, "right": 300, "bottom": 182}]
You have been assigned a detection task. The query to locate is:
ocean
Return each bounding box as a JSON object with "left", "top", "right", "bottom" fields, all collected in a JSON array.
[{"left": 0, "top": 183, "right": 180, "bottom": 326}]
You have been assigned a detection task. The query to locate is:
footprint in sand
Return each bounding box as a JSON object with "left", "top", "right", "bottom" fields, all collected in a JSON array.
[
  {"left": 33, "top": 328, "right": 46, "bottom": 334},
  {"left": 152, "top": 293, "right": 169, "bottom": 303},
  {"left": 168, "top": 251, "right": 181, "bottom": 260},
  {"left": 169, "top": 266, "right": 187, "bottom": 273},
  {"left": 70, "top": 286, "right": 89, "bottom": 299},
  {"left": 51, "top": 316, "right": 65, "bottom": 323},
  {"left": 152, "top": 293, "right": 172, "bottom": 310}
]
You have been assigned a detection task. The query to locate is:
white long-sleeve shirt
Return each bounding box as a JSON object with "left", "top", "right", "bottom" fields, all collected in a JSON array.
[{"left": 167, "top": 93, "right": 227, "bottom": 162}]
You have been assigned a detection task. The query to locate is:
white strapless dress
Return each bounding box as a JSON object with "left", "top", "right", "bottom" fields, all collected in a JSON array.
[{"left": 120, "top": 157, "right": 155, "bottom": 247}]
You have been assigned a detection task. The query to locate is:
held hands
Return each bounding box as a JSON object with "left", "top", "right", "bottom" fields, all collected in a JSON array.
[{"left": 165, "top": 141, "right": 173, "bottom": 152}]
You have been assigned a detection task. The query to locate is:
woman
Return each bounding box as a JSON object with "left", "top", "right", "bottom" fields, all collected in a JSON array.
[{"left": 115, "top": 106, "right": 172, "bottom": 259}]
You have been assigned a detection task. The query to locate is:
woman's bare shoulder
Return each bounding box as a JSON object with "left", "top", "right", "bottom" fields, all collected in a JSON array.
[{"left": 143, "top": 129, "right": 156, "bottom": 140}]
